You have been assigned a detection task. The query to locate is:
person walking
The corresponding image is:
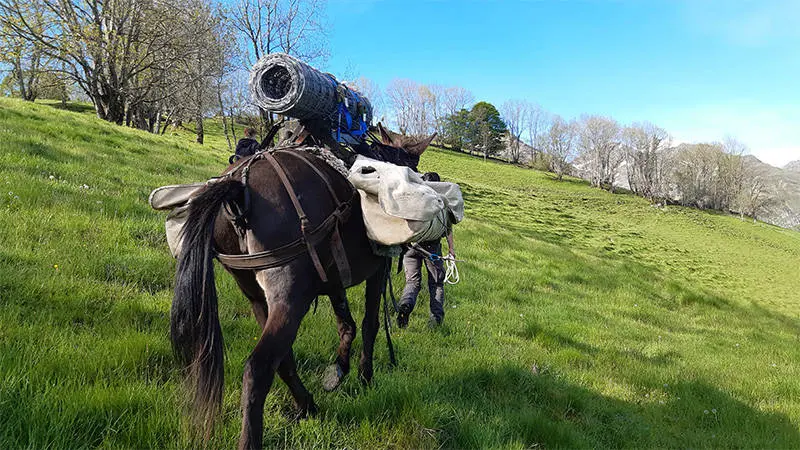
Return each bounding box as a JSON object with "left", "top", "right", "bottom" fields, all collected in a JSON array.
[
  {"left": 233, "top": 127, "right": 261, "bottom": 161},
  {"left": 397, "top": 172, "right": 456, "bottom": 328}
]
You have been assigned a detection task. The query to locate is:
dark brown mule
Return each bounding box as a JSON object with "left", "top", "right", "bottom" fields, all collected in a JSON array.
[{"left": 170, "top": 128, "right": 435, "bottom": 449}]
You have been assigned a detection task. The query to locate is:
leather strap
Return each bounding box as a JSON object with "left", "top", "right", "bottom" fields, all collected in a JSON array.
[
  {"left": 215, "top": 149, "right": 356, "bottom": 286},
  {"left": 262, "top": 152, "right": 329, "bottom": 283},
  {"left": 278, "top": 149, "right": 354, "bottom": 286}
]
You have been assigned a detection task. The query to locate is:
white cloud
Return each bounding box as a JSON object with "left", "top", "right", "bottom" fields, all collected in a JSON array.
[{"left": 682, "top": 0, "right": 800, "bottom": 46}]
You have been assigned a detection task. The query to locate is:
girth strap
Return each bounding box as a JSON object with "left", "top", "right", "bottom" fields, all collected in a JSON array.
[{"left": 216, "top": 208, "right": 345, "bottom": 271}]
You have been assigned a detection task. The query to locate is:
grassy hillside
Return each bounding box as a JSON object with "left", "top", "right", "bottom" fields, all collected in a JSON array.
[{"left": 1, "top": 97, "right": 799, "bottom": 448}]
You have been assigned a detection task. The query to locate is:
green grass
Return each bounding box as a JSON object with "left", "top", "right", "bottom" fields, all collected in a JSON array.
[{"left": 1, "top": 97, "right": 799, "bottom": 448}]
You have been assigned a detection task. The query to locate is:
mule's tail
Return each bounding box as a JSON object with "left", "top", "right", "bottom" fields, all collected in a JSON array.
[{"left": 170, "top": 178, "right": 243, "bottom": 438}]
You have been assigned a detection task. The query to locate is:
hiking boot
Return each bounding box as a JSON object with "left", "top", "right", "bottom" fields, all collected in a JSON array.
[
  {"left": 428, "top": 315, "right": 443, "bottom": 328},
  {"left": 397, "top": 305, "right": 411, "bottom": 329}
]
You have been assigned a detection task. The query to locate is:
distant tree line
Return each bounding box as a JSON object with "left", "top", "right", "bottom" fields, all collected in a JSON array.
[{"left": 374, "top": 79, "right": 784, "bottom": 222}]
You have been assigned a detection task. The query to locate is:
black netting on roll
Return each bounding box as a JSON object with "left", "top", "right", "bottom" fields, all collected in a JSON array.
[
  {"left": 261, "top": 65, "right": 292, "bottom": 100},
  {"left": 249, "top": 53, "right": 372, "bottom": 128}
]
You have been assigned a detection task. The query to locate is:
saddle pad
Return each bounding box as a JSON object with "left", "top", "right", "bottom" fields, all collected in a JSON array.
[{"left": 149, "top": 182, "right": 206, "bottom": 210}]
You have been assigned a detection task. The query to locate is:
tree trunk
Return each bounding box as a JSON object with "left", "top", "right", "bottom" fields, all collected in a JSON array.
[
  {"left": 228, "top": 106, "right": 238, "bottom": 141},
  {"left": 94, "top": 92, "right": 126, "bottom": 125},
  {"left": 217, "top": 83, "right": 232, "bottom": 151},
  {"left": 154, "top": 110, "right": 162, "bottom": 135},
  {"left": 196, "top": 114, "right": 204, "bottom": 144}
]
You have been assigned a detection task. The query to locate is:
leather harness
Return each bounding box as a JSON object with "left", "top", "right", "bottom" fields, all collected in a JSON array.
[{"left": 214, "top": 147, "right": 355, "bottom": 287}]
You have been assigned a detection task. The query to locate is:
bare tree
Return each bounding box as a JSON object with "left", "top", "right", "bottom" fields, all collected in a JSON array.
[
  {"left": 736, "top": 173, "right": 769, "bottom": 221},
  {"left": 348, "top": 76, "right": 384, "bottom": 123},
  {"left": 0, "top": 0, "right": 186, "bottom": 123},
  {"left": 524, "top": 102, "right": 549, "bottom": 166},
  {"left": 229, "top": 0, "right": 327, "bottom": 67},
  {"left": 438, "top": 85, "right": 474, "bottom": 147},
  {"left": 672, "top": 143, "right": 734, "bottom": 209},
  {"left": 544, "top": 115, "right": 577, "bottom": 180},
  {"left": 385, "top": 78, "right": 417, "bottom": 134},
  {"left": 277, "top": 0, "right": 328, "bottom": 62},
  {"left": 720, "top": 135, "right": 748, "bottom": 208},
  {"left": 578, "top": 115, "right": 622, "bottom": 190},
  {"left": 622, "top": 122, "right": 671, "bottom": 200},
  {"left": 441, "top": 86, "right": 474, "bottom": 117},
  {"left": 500, "top": 100, "right": 526, "bottom": 164}
]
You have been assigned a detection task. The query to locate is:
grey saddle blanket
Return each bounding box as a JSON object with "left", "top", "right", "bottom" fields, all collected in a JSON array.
[
  {"left": 149, "top": 182, "right": 205, "bottom": 257},
  {"left": 347, "top": 156, "right": 464, "bottom": 246}
]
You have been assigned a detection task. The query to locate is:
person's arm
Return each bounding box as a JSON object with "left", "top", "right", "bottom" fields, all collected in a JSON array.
[{"left": 446, "top": 231, "right": 455, "bottom": 258}]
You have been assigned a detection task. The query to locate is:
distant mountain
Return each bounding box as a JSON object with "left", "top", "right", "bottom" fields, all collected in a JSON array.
[
  {"left": 741, "top": 156, "right": 800, "bottom": 229},
  {"left": 784, "top": 160, "right": 800, "bottom": 172}
]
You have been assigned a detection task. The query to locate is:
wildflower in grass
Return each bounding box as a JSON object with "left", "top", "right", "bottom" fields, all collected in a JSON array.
[
  {"left": 53, "top": 264, "right": 58, "bottom": 269},
  {"left": 49, "top": 175, "right": 55, "bottom": 180}
]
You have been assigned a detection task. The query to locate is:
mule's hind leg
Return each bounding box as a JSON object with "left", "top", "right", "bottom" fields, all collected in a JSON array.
[
  {"left": 323, "top": 288, "right": 357, "bottom": 391},
  {"left": 237, "top": 270, "right": 314, "bottom": 450},
  {"left": 231, "top": 270, "right": 318, "bottom": 420},
  {"left": 359, "top": 258, "right": 388, "bottom": 385}
]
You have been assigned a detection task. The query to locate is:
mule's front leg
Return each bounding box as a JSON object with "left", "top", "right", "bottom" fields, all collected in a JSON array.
[
  {"left": 359, "top": 261, "right": 387, "bottom": 384},
  {"left": 323, "top": 289, "right": 357, "bottom": 391}
]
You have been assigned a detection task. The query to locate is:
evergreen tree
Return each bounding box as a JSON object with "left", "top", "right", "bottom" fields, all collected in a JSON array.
[{"left": 468, "top": 101, "right": 507, "bottom": 156}]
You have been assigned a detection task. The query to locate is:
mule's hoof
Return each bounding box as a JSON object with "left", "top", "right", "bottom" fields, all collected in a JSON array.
[
  {"left": 322, "top": 364, "right": 345, "bottom": 392},
  {"left": 294, "top": 400, "right": 318, "bottom": 421},
  {"left": 358, "top": 371, "right": 374, "bottom": 387}
]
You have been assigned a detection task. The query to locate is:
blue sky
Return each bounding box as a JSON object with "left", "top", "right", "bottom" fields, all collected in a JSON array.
[{"left": 324, "top": 0, "right": 800, "bottom": 167}]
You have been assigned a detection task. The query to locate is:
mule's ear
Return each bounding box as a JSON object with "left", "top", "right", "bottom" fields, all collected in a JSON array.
[
  {"left": 406, "top": 132, "right": 436, "bottom": 156},
  {"left": 377, "top": 122, "right": 394, "bottom": 146}
]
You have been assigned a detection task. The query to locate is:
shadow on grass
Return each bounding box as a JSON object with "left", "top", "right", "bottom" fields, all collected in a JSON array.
[
  {"left": 319, "top": 363, "right": 799, "bottom": 449},
  {"left": 40, "top": 100, "right": 96, "bottom": 114}
]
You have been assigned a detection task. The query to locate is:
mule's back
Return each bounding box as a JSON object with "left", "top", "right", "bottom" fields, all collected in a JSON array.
[{"left": 213, "top": 149, "right": 380, "bottom": 290}]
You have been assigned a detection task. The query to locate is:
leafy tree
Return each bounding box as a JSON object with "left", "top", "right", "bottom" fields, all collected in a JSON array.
[
  {"left": 468, "top": 101, "right": 507, "bottom": 158},
  {"left": 442, "top": 108, "right": 470, "bottom": 151}
]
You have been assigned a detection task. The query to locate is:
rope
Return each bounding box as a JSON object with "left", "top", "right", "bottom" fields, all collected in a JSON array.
[
  {"left": 381, "top": 258, "right": 397, "bottom": 367},
  {"left": 444, "top": 257, "right": 460, "bottom": 285},
  {"left": 407, "top": 242, "right": 463, "bottom": 285}
]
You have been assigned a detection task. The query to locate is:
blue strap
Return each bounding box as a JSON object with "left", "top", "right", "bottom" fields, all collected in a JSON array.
[{"left": 327, "top": 75, "right": 369, "bottom": 143}]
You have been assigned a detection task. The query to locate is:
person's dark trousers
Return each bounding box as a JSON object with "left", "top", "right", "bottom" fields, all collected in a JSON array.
[{"left": 399, "top": 240, "right": 445, "bottom": 324}]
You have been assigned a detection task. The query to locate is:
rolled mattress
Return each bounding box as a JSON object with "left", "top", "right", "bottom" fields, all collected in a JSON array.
[{"left": 249, "top": 53, "right": 372, "bottom": 128}]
